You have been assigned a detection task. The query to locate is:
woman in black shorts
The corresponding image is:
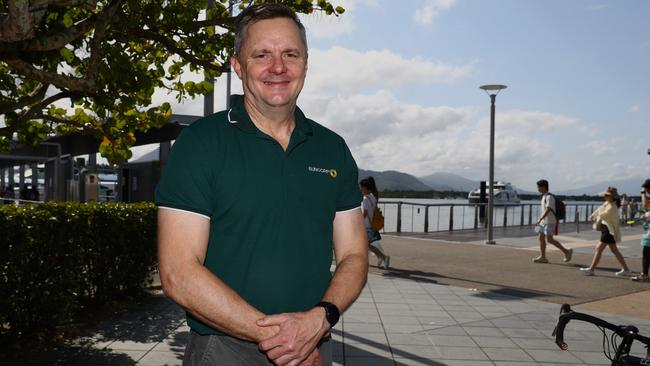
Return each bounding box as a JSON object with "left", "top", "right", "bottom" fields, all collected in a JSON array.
[{"left": 580, "top": 186, "right": 632, "bottom": 276}]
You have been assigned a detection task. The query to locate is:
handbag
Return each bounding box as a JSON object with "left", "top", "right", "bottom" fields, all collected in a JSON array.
[{"left": 592, "top": 218, "right": 603, "bottom": 231}]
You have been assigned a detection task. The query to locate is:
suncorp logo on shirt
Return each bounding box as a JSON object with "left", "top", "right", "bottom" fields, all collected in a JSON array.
[{"left": 308, "top": 166, "right": 337, "bottom": 178}]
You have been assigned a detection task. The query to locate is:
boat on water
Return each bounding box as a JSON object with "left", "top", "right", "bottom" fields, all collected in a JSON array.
[{"left": 468, "top": 181, "right": 521, "bottom": 205}]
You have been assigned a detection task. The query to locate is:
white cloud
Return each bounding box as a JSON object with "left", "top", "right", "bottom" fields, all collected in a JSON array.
[
  {"left": 578, "top": 140, "right": 616, "bottom": 156},
  {"left": 629, "top": 104, "right": 641, "bottom": 112},
  {"left": 298, "top": 90, "right": 584, "bottom": 187},
  {"left": 301, "top": 90, "right": 470, "bottom": 144},
  {"left": 305, "top": 47, "right": 472, "bottom": 94},
  {"left": 489, "top": 109, "right": 579, "bottom": 133},
  {"left": 414, "top": 0, "right": 457, "bottom": 26}
]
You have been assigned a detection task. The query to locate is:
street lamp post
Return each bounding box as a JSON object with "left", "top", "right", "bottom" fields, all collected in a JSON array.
[{"left": 480, "top": 84, "right": 507, "bottom": 245}]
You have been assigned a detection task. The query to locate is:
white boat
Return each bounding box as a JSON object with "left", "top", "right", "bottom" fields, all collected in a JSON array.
[{"left": 468, "top": 181, "right": 521, "bottom": 205}]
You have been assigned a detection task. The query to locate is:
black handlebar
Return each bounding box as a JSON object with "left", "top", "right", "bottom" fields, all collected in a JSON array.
[{"left": 553, "top": 304, "right": 650, "bottom": 353}]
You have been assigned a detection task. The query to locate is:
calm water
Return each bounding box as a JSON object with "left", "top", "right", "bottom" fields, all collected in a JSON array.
[{"left": 377, "top": 198, "right": 603, "bottom": 232}]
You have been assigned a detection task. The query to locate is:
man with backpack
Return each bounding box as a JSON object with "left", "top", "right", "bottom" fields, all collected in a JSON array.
[{"left": 533, "top": 179, "right": 573, "bottom": 264}]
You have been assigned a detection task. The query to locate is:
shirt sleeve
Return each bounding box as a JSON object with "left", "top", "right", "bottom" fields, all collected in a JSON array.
[
  {"left": 155, "top": 127, "right": 216, "bottom": 218},
  {"left": 336, "top": 142, "right": 362, "bottom": 212},
  {"left": 361, "top": 195, "right": 370, "bottom": 213},
  {"left": 547, "top": 195, "right": 556, "bottom": 211}
]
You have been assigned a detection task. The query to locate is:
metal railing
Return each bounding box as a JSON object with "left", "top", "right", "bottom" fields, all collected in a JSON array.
[{"left": 378, "top": 201, "right": 599, "bottom": 233}]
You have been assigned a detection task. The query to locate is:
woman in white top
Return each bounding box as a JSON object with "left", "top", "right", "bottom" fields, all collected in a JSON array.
[
  {"left": 359, "top": 177, "right": 390, "bottom": 269},
  {"left": 580, "top": 186, "right": 632, "bottom": 276}
]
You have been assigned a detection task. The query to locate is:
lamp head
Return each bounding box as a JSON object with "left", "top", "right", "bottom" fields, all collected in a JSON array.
[
  {"left": 480, "top": 84, "right": 507, "bottom": 97},
  {"left": 480, "top": 84, "right": 507, "bottom": 91}
]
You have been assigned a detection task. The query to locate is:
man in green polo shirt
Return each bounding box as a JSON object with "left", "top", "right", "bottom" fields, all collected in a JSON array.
[{"left": 155, "top": 4, "right": 368, "bottom": 366}]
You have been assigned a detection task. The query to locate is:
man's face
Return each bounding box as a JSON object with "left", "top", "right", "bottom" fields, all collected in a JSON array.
[
  {"left": 231, "top": 17, "right": 307, "bottom": 110},
  {"left": 537, "top": 185, "right": 545, "bottom": 194}
]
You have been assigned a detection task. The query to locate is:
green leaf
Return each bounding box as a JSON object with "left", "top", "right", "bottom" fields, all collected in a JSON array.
[
  {"left": 63, "top": 13, "right": 74, "bottom": 28},
  {"left": 59, "top": 48, "right": 75, "bottom": 63}
]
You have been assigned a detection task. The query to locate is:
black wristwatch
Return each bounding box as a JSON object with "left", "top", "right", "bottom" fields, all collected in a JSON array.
[{"left": 316, "top": 301, "right": 340, "bottom": 327}]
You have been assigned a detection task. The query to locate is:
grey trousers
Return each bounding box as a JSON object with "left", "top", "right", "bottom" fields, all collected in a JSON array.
[{"left": 182, "top": 330, "right": 333, "bottom": 366}]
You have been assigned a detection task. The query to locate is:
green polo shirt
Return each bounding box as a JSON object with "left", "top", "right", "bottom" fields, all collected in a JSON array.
[{"left": 155, "top": 95, "right": 362, "bottom": 335}]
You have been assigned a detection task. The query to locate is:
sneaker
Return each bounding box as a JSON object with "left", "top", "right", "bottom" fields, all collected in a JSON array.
[
  {"left": 532, "top": 256, "right": 548, "bottom": 264},
  {"left": 631, "top": 274, "right": 649, "bottom": 281},
  {"left": 376, "top": 257, "right": 384, "bottom": 268},
  {"left": 616, "top": 269, "right": 633, "bottom": 277},
  {"left": 383, "top": 256, "right": 390, "bottom": 269},
  {"left": 563, "top": 248, "right": 573, "bottom": 263},
  {"left": 580, "top": 267, "right": 594, "bottom": 276}
]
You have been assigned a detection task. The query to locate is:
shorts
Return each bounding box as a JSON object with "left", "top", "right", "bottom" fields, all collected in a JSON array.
[
  {"left": 600, "top": 225, "right": 616, "bottom": 244},
  {"left": 183, "top": 330, "right": 333, "bottom": 366},
  {"left": 536, "top": 223, "right": 555, "bottom": 237},
  {"left": 366, "top": 228, "right": 381, "bottom": 243}
]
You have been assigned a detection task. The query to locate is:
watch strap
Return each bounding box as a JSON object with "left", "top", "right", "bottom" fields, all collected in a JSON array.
[{"left": 316, "top": 301, "right": 340, "bottom": 327}]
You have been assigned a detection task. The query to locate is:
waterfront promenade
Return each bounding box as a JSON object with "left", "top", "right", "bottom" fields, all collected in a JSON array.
[{"left": 12, "top": 224, "right": 650, "bottom": 366}]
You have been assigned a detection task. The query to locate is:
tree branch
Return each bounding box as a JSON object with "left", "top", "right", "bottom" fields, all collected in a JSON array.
[
  {"left": 37, "top": 113, "right": 75, "bottom": 127},
  {"left": 15, "top": 90, "right": 76, "bottom": 126},
  {"left": 0, "top": 0, "right": 119, "bottom": 53},
  {"left": 9, "top": 16, "right": 97, "bottom": 52},
  {"left": 86, "top": 0, "right": 123, "bottom": 82},
  {"left": 0, "top": 1, "right": 35, "bottom": 42},
  {"left": 30, "top": 0, "right": 96, "bottom": 12},
  {"left": 5, "top": 58, "right": 97, "bottom": 93},
  {"left": 0, "top": 83, "right": 49, "bottom": 114},
  {"left": 123, "top": 25, "right": 229, "bottom": 73}
]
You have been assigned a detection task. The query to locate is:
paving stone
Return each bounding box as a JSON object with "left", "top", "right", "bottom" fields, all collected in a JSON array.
[
  {"left": 137, "top": 350, "right": 183, "bottom": 366},
  {"left": 434, "top": 346, "right": 488, "bottom": 360},
  {"left": 481, "top": 347, "right": 534, "bottom": 362}
]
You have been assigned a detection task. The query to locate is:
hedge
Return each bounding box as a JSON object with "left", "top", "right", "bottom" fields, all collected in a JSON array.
[{"left": 0, "top": 202, "right": 157, "bottom": 335}]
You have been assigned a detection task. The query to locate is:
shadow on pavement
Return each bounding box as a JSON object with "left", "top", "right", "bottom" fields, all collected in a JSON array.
[
  {"left": 333, "top": 329, "right": 446, "bottom": 366},
  {"left": 381, "top": 267, "right": 575, "bottom": 301},
  {"left": 5, "top": 294, "right": 186, "bottom": 366}
]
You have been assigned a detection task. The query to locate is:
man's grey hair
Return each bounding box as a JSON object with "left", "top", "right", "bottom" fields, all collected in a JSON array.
[{"left": 233, "top": 3, "right": 308, "bottom": 58}]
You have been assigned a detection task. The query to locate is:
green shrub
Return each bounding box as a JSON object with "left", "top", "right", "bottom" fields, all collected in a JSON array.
[{"left": 0, "top": 202, "right": 157, "bottom": 335}]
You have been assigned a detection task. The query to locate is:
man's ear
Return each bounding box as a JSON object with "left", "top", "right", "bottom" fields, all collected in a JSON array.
[{"left": 231, "top": 56, "right": 243, "bottom": 79}]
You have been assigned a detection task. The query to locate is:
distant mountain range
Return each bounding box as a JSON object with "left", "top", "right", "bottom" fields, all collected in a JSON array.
[
  {"left": 557, "top": 176, "right": 648, "bottom": 196},
  {"left": 418, "top": 172, "right": 477, "bottom": 192},
  {"left": 359, "top": 169, "right": 477, "bottom": 192},
  {"left": 359, "top": 169, "right": 646, "bottom": 196},
  {"left": 358, "top": 169, "right": 431, "bottom": 191}
]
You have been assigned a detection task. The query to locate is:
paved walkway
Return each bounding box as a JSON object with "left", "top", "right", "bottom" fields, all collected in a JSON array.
[{"left": 14, "top": 225, "right": 650, "bottom": 365}]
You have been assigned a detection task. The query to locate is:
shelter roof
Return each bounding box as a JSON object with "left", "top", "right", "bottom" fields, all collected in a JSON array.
[{"left": 0, "top": 114, "right": 200, "bottom": 169}]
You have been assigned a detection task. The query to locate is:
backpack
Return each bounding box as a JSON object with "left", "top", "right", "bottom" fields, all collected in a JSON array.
[
  {"left": 371, "top": 207, "right": 384, "bottom": 231},
  {"left": 549, "top": 193, "right": 566, "bottom": 221}
]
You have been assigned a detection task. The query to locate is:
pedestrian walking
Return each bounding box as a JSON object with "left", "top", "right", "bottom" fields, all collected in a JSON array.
[
  {"left": 532, "top": 179, "right": 573, "bottom": 263},
  {"left": 359, "top": 176, "right": 390, "bottom": 269},
  {"left": 580, "top": 186, "right": 632, "bottom": 276},
  {"left": 155, "top": 4, "right": 368, "bottom": 366},
  {"left": 632, "top": 179, "right": 650, "bottom": 281},
  {"left": 620, "top": 194, "right": 629, "bottom": 222},
  {"left": 629, "top": 198, "right": 638, "bottom": 223}
]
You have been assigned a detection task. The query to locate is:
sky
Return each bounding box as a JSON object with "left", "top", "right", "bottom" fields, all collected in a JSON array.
[{"left": 148, "top": 0, "right": 650, "bottom": 192}]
